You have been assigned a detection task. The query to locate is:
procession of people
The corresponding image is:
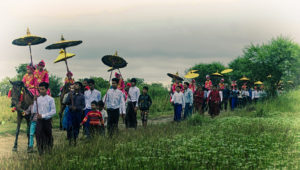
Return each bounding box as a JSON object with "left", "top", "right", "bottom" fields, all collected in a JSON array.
[{"left": 8, "top": 28, "right": 267, "bottom": 155}]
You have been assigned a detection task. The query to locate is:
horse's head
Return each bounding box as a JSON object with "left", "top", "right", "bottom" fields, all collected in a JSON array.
[{"left": 9, "top": 80, "right": 24, "bottom": 108}]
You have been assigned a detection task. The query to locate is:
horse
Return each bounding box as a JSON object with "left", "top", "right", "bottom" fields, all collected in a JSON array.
[
  {"left": 9, "top": 80, "right": 33, "bottom": 151},
  {"left": 58, "top": 82, "right": 72, "bottom": 130}
]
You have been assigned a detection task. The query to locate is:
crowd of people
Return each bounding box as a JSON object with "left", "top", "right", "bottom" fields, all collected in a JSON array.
[
  {"left": 170, "top": 75, "right": 266, "bottom": 120},
  {"left": 12, "top": 60, "right": 267, "bottom": 155}
]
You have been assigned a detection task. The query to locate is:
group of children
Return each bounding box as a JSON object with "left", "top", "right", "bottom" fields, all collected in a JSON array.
[{"left": 170, "top": 75, "right": 266, "bottom": 120}]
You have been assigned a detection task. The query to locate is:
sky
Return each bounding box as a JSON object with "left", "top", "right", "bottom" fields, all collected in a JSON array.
[{"left": 1, "top": 0, "right": 300, "bottom": 86}]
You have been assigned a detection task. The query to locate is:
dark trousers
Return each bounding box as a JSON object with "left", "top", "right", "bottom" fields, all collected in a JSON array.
[
  {"left": 209, "top": 101, "right": 220, "bottom": 116},
  {"left": 223, "top": 98, "right": 229, "bottom": 111},
  {"left": 125, "top": 102, "right": 137, "bottom": 128},
  {"left": 174, "top": 104, "right": 182, "bottom": 122},
  {"left": 67, "top": 111, "right": 81, "bottom": 141},
  {"left": 36, "top": 119, "right": 53, "bottom": 155},
  {"left": 88, "top": 125, "right": 104, "bottom": 137},
  {"left": 83, "top": 109, "right": 91, "bottom": 136},
  {"left": 184, "top": 103, "right": 192, "bottom": 119},
  {"left": 107, "top": 108, "right": 120, "bottom": 137}
]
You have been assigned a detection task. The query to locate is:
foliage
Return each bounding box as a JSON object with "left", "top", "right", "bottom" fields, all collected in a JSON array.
[
  {"left": 49, "top": 74, "right": 63, "bottom": 97},
  {"left": 189, "top": 62, "right": 226, "bottom": 86},
  {"left": 229, "top": 36, "right": 300, "bottom": 95}
]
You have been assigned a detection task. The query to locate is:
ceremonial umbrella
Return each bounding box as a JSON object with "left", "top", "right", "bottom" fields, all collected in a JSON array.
[
  {"left": 102, "top": 51, "right": 128, "bottom": 69},
  {"left": 46, "top": 35, "right": 82, "bottom": 72},
  {"left": 221, "top": 69, "right": 233, "bottom": 74},
  {"left": 184, "top": 71, "right": 199, "bottom": 79},
  {"left": 53, "top": 49, "right": 75, "bottom": 63},
  {"left": 12, "top": 28, "right": 47, "bottom": 65},
  {"left": 254, "top": 81, "right": 263, "bottom": 85},
  {"left": 211, "top": 72, "right": 223, "bottom": 77},
  {"left": 190, "top": 70, "right": 198, "bottom": 73},
  {"left": 240, "top": 76, "right": 250, "bottom": 81},
  {"left": 167, "top": 72, "right": 184, "bottom": 81}
]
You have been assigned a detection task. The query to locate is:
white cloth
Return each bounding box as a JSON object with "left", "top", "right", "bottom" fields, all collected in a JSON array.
[
  {"left": 32, "top": 95, "right": 56, "bottom": 120},
  {"left": 184, "top": 88, "right": 193, "bottom": 105},
  {"left": 242, "top": 90, "right": 249, "bottom": 97},
  {"left": 252, "top": 90, "right": 259, "bottom": 99},
  {"left": 171, "top": 92, "right": 185, "bottom": 107},
  {"left": 219, "top": 91, "right": 223, "bottom": 102},
  {"left": 128, "top": 86, "right": 140, "bottom": 107},
  {"left": 100, "top": 109, "right": 108, "bottom": 126},
  {"left": 103, "top": 88, "right": 126, "bottom": 114},
  {"left": 84, "top": 89, "right": 101, "bottom": 109}
]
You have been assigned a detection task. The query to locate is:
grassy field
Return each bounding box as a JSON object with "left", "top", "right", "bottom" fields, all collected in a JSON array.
[{"left": 1, "top": 88, "right": 300, "bottom": 169}]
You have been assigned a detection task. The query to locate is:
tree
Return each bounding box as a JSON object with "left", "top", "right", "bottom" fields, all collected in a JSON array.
[
  {"left": 49, "top": 75, "right": 63, "bottom": 97},
  {"left": 230, "top": 36, "right": 300, "bottom": 96},
  {"left": 15, "top": 64, "right": 28, "bottom": 81},
  {"left": 189, "top": 62, "right": 226, "bottom": 86}
]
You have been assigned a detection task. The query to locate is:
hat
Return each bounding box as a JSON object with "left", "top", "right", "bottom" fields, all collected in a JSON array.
[
  {"left": 115, "top": 72, "right": 121, "bottom": 78},
  {"left": 206, "top": 75, "right": 210, "bottom": 79},
  {"left": 38, "top": 60, "right": 45, "bottom": 67},
  {"left": 66, "top": 71, "right": 73, "bottom": 77},
  {"left": 26, "top": 65, "right": 35, "bottom": 72},
  {"left": 221, "top": 78, "right": 224, "bottom": 82},
  {"left": 192, "top": 79, "right": 196, "bottom": 83},
  {"left": 126, "top": 83, "right": 132, "bottom": 87}
]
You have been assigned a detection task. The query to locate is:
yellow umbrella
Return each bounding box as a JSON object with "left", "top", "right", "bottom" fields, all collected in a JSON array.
[
  {"left": 267, "top": 74, "right": 272, "bottom": 78},
  {"left": 54, "top": 49, "right": 75, "bottom": 63},
  {"left": 184, "top": 73, "right": 199, "bottom": 79},
  {"left": 190, "top": 70, "right": 198, "bottom": 73},
  {"left": 46, "top": 35, "right": 82, "bottom": 72},
  {"left": 254, "top": 81, "right": 263, "bottom": 85},
  {"left": 211, "top": 72, "right": 223, "bottom": 77},
  {"left": 240, "top": 76, "right": 250, "bottom": 81},
  {"left": 221, "top": 69, "right": 233, "bottom": 74},
  {"left": 287, "top": 81, "right": 294, "bottom": 84},
  {"left": 12, "top": 28, "right": 47, "bottom": 65}
]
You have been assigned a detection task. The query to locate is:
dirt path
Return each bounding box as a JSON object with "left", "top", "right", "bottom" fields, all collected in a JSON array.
[{"left": 0, "top": 115, "right": 173, "bottom": 159}]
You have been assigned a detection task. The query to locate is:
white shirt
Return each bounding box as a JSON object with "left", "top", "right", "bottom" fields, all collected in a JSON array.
[
  {"left": 128, "top": 86, "right": 140, "bottom": 107},
  {"left": 84, "top": 89, "right": 101, "bottom": 109},
  {"left": 103, "top": 88, "right": 126, "bottom": 114},
  {"left": 171, "top": 91, "right": 185, "bottom": 107},
  {"left": 184, "top": 88, "right": 193, "bottom": 105},
  {"left": 32, "top": 95, "right": 56, "bottom": 120},
  {"left": 252, "top": 90, "right": 259, "bottom": 99},
  {"left": 242, "top": 90, "right": 249, "bottom": 97},
  {"left": 100, "top": 109, "right": 108, "bottom": 126}
]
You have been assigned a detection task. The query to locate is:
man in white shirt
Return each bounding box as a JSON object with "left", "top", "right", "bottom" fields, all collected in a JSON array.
[
  {"left": 252, "top": 86, "right": 260, "bottom": 103},
  {"left": 126, "top": 78, "right": 140, "bottom": 128},
  {"left": 183, "top": 82, "right": 193, "bottom": 119},
  {"left": 104, "top": 78, "right": 126, "bottom": 137},
  {"left": 171, "top": 86, "right": 185, "bottom": 122},
  {"left": 32, "top": 82, "right": 56, "bottom": 155},
  {"left": 83, "top": 79, "right": 101, "bottom": 136}
]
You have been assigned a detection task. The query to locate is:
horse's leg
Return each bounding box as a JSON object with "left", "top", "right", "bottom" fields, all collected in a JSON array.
[{"left": 12, "top": 112, "right": 22, "bottom": 151}]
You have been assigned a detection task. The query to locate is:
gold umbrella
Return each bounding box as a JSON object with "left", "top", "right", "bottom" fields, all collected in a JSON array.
[
  {"left": 221, "top": 69, "right": 233, "bottom": 74},
  {"left": 12, "top": 28, "right": 47, "bottom": 65},
  {"left": 267, "top": 74, "right": 272, "bottom": 78},
  {"left": 167, "top": 72, "right": 184, "bottom": 81},
  {"left": 240, "top": 76, "right": 250, "bottom": 81},
  {"left": 190, "top": 70, "right": 198, "bottom": 73},
  {"left": 211, "top": 72, "right": 223, "bottom": 77},
  {"left": 54, "top": 49, "right": 75, "bottom": 63},
  {"left": 184, "top": 72, "right": 199, "bottom": 79},
  {"left": 254, "top": 81, "right": 263, "bottom": 85},
  {"left": 46, "top": 35, "right": 82, "bottom": 72}
]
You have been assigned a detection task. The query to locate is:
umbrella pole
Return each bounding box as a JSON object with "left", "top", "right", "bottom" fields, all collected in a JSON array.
[
  {"left": 63, "top": 48, "right": 70, "bottom": 72},
  {"left": 104, "top": 70, "right": 113, "bottom": 104},
  {"left": 28, "top": 43, "right": 33, "bottom": 66}
]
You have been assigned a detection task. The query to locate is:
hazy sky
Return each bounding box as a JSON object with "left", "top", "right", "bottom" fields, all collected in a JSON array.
[{"left": 1, "top": 0, "right": 300, "bottom": 85}]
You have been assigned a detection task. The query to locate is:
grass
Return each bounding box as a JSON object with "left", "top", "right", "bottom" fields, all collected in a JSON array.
[{"left": 1, "top": 88, "right": 300, "bottom": 169}]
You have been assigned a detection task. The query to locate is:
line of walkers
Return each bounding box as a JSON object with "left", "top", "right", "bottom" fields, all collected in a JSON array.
[{"left": 170, "top": 80, "right": 266, "bottom": 120}]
